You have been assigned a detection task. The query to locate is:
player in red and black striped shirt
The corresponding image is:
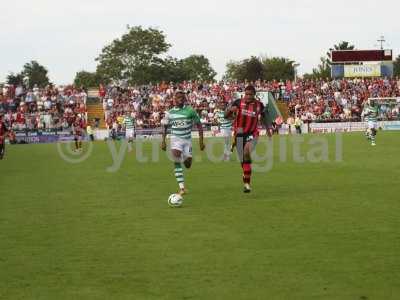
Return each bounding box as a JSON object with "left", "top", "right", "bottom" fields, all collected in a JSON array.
[
  {"left": 73, "top": 115, "right": 85, "bottom": 152},
  {"left": 225, "top": 85, "right": 270, "bottom": 193},
  {"left": 0, "top": 114, "right": 9, "bottom": 160}
]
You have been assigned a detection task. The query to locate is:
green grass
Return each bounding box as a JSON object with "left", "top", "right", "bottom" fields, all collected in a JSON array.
[{"left": 1, "top": 132, "right": 400, "bottom": 299}]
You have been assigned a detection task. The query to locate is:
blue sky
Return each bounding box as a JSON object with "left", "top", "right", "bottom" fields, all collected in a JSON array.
[{"left": 1, "top": 0, "right": 398, "bottom": 84}]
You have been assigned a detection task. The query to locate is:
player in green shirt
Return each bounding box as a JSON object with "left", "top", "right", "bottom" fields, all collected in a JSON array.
[
  {"left": 362, "top": 99, "right": 379, "bottom": 146},
  {"left": 123, "top": 111, "right": 135, "bottom": 143},
  {"left": 161, "top": 91, "right": 205, "bottom": 195},
  {"left": 215, "top": 102, "right": 233, "bottom": 161}
]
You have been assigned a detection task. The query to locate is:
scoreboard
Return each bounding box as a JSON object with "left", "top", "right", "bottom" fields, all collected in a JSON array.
[{"left": 331, "top": 50, "right": 392, "bottom": 63}]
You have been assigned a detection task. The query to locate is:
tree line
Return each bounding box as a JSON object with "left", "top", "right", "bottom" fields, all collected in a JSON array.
[{"left": 5, "top": 26, "right": 400, "bottom": 88}]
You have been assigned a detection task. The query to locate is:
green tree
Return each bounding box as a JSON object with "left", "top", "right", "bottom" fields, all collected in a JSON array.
[
  {"left": 157, "top": 57, "right": 186, "bottom": 83},
  {"left": 242, "top": 56, "right": 265, "bottom": 81},
  {"left": 223, "top": 56, "right": 264, "bottom": 81},
  {"left": 224, "top": 56, "right": 296, "bottom": 81},
  {"left": 223, "top": 60, "right": 242, "bottom": 81},
  {"left": 6, "top": 73, "right": 24, "bottom": 86},
  {"left": 96, "top": 26, "right": 171, "bottom": 84},
  {"left": 180, "top": 55, "right": 216, "bottom": 81},
  {"left": 393, "top": 55, "right": 400, "bottom": 77},
  {"left": 262, "top": 56, "right": 295, "bottom": 81},
  {"left": 73, "top": 71, "right": 104, "bottom": 88},
  {"left": 306, "top": 57, "right": 331, "bottom": 79},
  {"left": 21, "top": 61, "right": 50, "bottom": 88},
  {"left": 302, "top": 73, "right": 316, "bottom": 80}
]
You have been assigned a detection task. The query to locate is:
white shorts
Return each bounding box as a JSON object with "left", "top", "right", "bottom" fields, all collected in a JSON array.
[
  {"left": 367, "top": 121, "right": 378, "bottom": 130},
  {"left": 221, "top": 128, "right": 232, "bottom": 138},
  {"left": 171, "top": 137, "right": 192, "bottom": 158},
  {"left": 125, "top": 128, "right": 135, "bottom": 139}
]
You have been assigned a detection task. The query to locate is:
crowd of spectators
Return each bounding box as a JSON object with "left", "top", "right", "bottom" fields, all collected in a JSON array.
[
  {"left": 101, "top": 78, "right": 400, "bottom": 130},
  {"left": 271, "top": 77, "right": 400, "bottom": 122},
  {"left": 0, "top": 84, "right": 87, "bottom": 131},
  {"left": 2, "top": 77, "right": 399, "bottom": 134},
  {"left": 102, "top": 81, "right": 269, "bottom": 131}
]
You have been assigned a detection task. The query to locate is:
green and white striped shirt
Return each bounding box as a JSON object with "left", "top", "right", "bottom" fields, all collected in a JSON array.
[
  {"left": 164, "top": 106, "right": 201, "bottom": 140},
  {"left": 215, "top": 110, "right": 232, "bottom": 130},
  {"left": 124, "top": 116, "right": 135, "bottom": 129},
  {"left": 363, "top": 106, "right": 378, "bottom": 122}
]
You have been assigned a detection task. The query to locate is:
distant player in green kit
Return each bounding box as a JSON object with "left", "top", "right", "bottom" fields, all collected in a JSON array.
[
  {"left": 123, "top": 110, "right": 135, "bottom": 143},
  {"left": 161, "top": 91, "right": 205, "bottom": 195},
  {"left": 215, "top": 102, "right": 233, "bottom": 161},
  {"left": 362, "top": 99, "right": 379, "bottom": 146}
]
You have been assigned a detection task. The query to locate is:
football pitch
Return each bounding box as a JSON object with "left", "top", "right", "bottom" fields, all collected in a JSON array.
[{"left": 1, "top": 132, "right": 399, "bottom": 299}]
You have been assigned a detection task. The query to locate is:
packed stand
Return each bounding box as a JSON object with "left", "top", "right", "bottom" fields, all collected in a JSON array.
[
  {"left": 269, "top": 78, "right": 400, "bottom": 122},
  {"left": 101, "top": 78, "right": 400, "bottom": 132},
  {"left": 100, "top": 81, "right": 272, "bottom": 131},
  {"left": 0, "top": 84, "right": 87, "bottom": 132}
]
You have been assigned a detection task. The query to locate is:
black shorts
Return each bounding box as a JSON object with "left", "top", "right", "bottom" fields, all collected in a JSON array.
[{"left": 235, "top": 134, "right": 258, "bottom": 152}]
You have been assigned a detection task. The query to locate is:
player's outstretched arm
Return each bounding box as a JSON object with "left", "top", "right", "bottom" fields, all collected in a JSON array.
[
  {"left": 224, "top": 99, "right": 240, "bottom": 119},
  {"left": 161, "top": 125, "right": 167, "bottom": 151},
  {"left": 225, "top": 105, "right": 237, "bottom": 119},
  {"left": 161, "top": 114, "right": 169, "bottom": 151},
  {"left": 197, "top": 123, "right": 205, "bottom": 151},
  {"left": 3, "top": 124, "right": 9, "bottom": 139},
  {"left": 361, "top": 109, "right": 370, "bottom": 121}
]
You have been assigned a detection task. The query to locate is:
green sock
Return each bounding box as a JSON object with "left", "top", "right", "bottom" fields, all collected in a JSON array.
[{"left": 174, "top": 162, "right": 184, "bottom": 189}]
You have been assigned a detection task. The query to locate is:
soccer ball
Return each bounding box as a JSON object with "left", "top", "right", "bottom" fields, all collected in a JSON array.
[{"left": 168, "top": 193, "right": 183, "bottom": 208}]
